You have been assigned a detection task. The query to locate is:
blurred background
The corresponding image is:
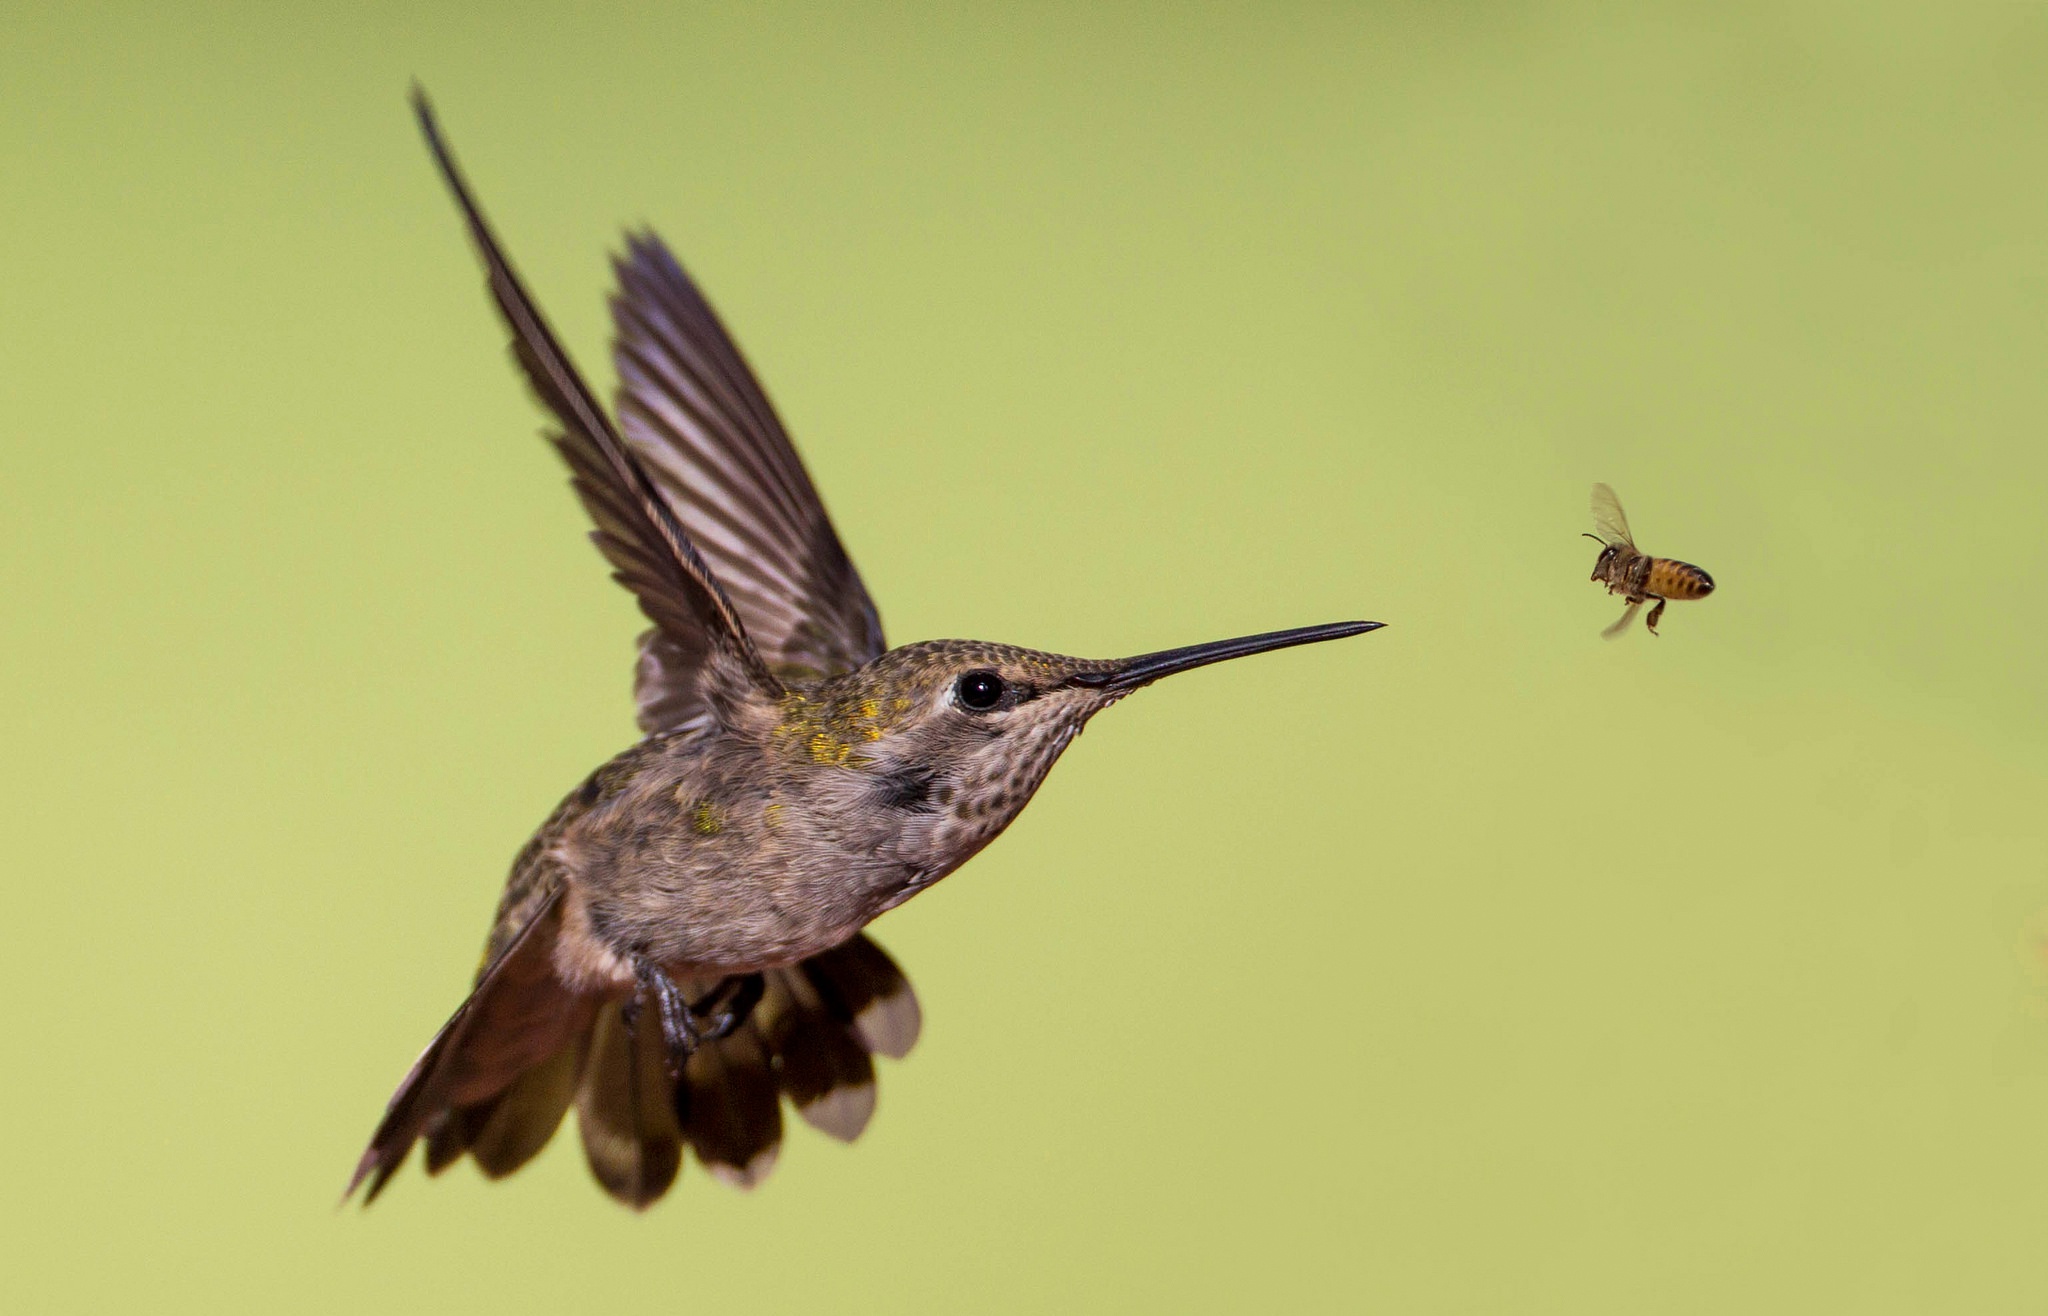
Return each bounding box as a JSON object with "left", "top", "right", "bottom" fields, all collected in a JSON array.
[{"left": 4, "top": 2, "right": 2046, "bottom": 1311}]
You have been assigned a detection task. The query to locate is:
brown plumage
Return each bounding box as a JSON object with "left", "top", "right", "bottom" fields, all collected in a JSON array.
[
  {"left": 1585, "top": 483, "right": 1716, "bottom": 638},
  {"left": 347, "top": 90, "right": 1381, "bottom": 1210}
]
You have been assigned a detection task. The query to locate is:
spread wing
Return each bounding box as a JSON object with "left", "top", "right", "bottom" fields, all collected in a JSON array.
[
  {"left": 611, "top": 234, "right": 886, "bottom": 728},
  {"left": 1590, "top": 482, "right": 1635, "bottom": 548},
  {"left": 1602, "top": 598, "right": 1642, "bottom": 639},
  {"left": 411, "top": 91, "right": 783, "bottom": 718}
]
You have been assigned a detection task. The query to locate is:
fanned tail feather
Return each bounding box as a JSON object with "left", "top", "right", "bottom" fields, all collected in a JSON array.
[
  {"left": 679, "top": 1016, "right": 783, "bottom": 1188},
  {"left": 576, "top": 1000, "right": 685, "bottom": 1209},
  {"left": 351, "top": 929, "right": 921, "bottom": 1209}
]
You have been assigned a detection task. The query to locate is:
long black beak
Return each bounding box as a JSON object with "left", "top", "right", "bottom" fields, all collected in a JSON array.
[{"left": 1069, "top": 620, "right": 1384, "bottom": 693}]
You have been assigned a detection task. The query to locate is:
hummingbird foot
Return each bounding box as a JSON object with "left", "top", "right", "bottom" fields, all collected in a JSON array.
[
  {"left": 624, "top": 955, "right": 700, "bottom": 1081},
  {"left": 691, "top": 974, "right": 765, "bottom": 1047},
  {"left": 621, "top": 959, "right": 768, "bottom": 1080}
]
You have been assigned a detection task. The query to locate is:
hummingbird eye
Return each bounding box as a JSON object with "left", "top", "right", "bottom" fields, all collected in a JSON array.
[{"left": 954, "top": 670, "right": 1006, "bottom": 712}]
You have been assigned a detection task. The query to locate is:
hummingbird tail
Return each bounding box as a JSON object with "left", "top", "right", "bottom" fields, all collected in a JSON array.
[
  {"left": 606, "top": 933, "right": 922, "bottom": 1204},
  {"left": 348, "top": 924, "right": 923, "bottom": 1210},
  {"left": 565, "top": 932, "right": 923, "bottom": 1206},
  {"left": 571, "top": 996, "right": 683, "bottom": 1206}
]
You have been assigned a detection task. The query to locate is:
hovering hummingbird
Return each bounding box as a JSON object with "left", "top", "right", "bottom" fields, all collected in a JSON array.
[{"left": 348, "top": 90, "right": 1383, "bottom": 1210}]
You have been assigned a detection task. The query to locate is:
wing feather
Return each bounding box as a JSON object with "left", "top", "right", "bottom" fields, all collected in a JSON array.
[
  {"left": 410, "top": 89, "right": 782, "bottom": 715},
  {"left": 611, "top": 233, "right": 886, "bottom": 720}
]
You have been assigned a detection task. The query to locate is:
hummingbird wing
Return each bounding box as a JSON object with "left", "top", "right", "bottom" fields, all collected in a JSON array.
[
  {"left": 412, "top": 90, "right": 784, "bottom": 707},
  {"left": 609, "top": 234, "right": 887, "bottom": 729},
  {"left": 347, "top": 886, "right": 580, "bottom": 1204}
]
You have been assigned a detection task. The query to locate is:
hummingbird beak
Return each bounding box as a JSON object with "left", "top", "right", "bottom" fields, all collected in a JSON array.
[{"left": 1068, "top": 621, "right": 1385, "bottom": 693}]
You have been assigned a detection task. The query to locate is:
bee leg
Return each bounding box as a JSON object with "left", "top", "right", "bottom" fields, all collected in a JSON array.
[
  {"left": 1645, "top": 597, "right": 1666, "bottom": 635},
  {"left": 690, "top": 973, "right": 765, "bottom": 1044},
  {"left": 626, "top": 954, "right": 701, "bottom": 1079}
]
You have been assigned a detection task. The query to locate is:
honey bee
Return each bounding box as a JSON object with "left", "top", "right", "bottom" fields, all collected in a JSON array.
[{"left": 1585, "top": 482, "right": 1714, "bottom": 638}]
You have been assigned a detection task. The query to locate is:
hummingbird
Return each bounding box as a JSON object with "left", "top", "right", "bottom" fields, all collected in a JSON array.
[{"left": 348, "top": 90, "right": 1383, "bottom": 1210}]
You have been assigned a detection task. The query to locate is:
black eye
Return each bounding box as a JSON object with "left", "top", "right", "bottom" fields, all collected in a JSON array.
[{"left": 955, "top": 670, "right": 1005, "bottom": 711}]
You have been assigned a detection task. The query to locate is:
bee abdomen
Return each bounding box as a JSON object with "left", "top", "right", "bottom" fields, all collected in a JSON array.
[{"left": 1648, "top": 558, "right": 1714, "bottom": 600}]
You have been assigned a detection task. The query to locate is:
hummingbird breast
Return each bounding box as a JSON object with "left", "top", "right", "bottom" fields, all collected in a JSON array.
[
  {"left": 548, "top": 732, "right": 930, "bottom": 982},
  {"left": 542, "top": 686, "right": 1093, "bottom": 988}
]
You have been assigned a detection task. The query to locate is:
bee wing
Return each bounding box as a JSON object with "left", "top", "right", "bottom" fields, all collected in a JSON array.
[
  {"left": 1601, "top": 599, "right": 1641, "bottom": 639},
  {"left": 1590, "top": 483, "right": 1635, "bottom": 548}
]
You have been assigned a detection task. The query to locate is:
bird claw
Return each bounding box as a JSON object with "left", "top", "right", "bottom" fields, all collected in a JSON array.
[
  {"left": 627, "top": 957, "right": 699, "bottom": 1080},
  {"left": 625, "top": 960, "right": 765, "bottom": 1079}
]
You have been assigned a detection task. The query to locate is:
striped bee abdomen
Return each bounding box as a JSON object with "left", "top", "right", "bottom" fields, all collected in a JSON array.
[{"left": 1647, "top": 558, "right": 1714, "bottom": 600}]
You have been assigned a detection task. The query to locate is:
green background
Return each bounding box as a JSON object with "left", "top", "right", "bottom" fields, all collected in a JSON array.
[{"left": 5, "top": 3, "right": 2045, "bottom": 1310}]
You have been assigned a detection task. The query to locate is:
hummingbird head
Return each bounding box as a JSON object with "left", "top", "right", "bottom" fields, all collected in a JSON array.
[{"left": 774, "top": 621, "right": 1383, "bottom": 878}]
